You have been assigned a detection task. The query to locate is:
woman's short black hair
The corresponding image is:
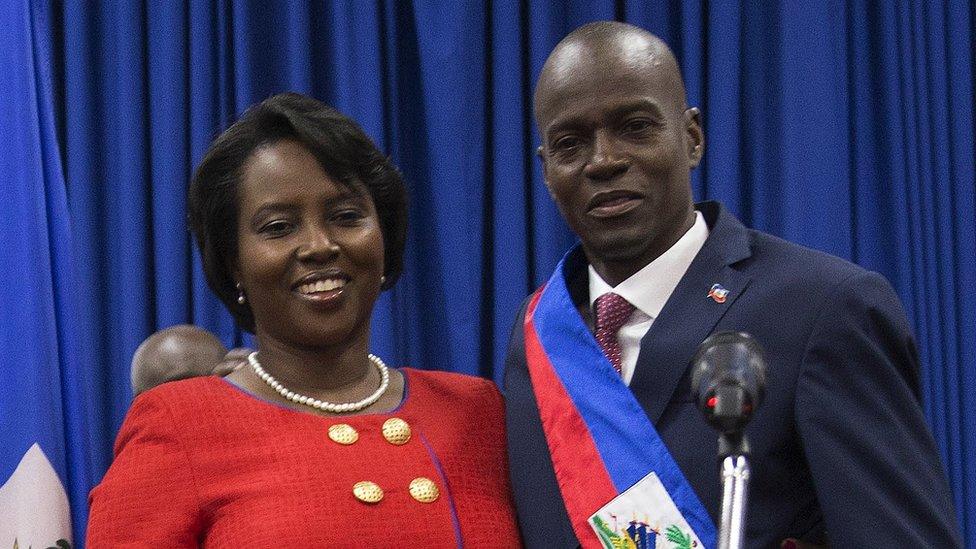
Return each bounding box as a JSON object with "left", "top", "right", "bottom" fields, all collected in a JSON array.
[{"left": 187, "top": 92, "right": 408, "bottom": 332}]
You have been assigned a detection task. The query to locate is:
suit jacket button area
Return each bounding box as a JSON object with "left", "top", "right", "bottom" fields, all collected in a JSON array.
[
  {"left": 408, "top": 477, "right": 439, "bottom": 503},
  {"left": 328, "top": 424, "right": 359, "bottom": 445},
  {"left": 353, "top": 481, "right": 384, "bottom": 503},
  {"left": 382, "top": 417, "right": 412, "bottom": 445}
]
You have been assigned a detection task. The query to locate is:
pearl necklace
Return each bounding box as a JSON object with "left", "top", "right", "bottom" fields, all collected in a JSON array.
[{"left": 247, "top": 351, "right": 390, "bottom": 413}]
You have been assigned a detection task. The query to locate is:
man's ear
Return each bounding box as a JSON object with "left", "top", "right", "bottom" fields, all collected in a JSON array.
[{"left": 685, "top": 107, "right": 704, "bottom": 169}]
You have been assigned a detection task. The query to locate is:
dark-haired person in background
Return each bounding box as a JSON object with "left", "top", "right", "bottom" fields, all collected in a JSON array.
[
  {"left": 87, "top": 93, "right": 520, "bottom": 547},
  {"left": 503, "top": 21, "right": 961, "bottom": 548}
]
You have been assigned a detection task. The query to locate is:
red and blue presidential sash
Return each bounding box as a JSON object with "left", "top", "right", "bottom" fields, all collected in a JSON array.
[{"left": 523, "top": 252, "right": 717, "bottom": 549}]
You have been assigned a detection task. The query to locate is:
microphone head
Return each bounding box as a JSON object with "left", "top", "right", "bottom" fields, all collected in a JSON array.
[{"left": 691, "top": 331, "right": 767, "bottom": 434}]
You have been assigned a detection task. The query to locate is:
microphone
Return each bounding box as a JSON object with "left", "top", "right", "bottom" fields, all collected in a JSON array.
[
  {"left": 690, "top": 331, "right": 768, "bottom": 549},
  {"left": 691, "top": 331, "right": 767, "bottom": 439}
]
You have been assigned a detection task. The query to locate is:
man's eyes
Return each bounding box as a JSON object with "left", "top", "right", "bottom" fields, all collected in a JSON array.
[
  {"left": 549, "top": 120, "right": 658, "bottom": 156},
  {"left": 621, "top": 118, "right": 658, "bottom": 135},
  {"left": 551, "top": 135, "right": 583, "bottom": 153}
]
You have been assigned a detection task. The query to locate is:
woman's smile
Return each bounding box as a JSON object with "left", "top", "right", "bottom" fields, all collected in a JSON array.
[{"left": 292, "top": 270, "right": 350, "bottom": 306}]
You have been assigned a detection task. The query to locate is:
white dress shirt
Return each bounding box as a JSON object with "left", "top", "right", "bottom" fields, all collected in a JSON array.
[{"left": 588, "top": 211, "right": 709, "bottom": 385}]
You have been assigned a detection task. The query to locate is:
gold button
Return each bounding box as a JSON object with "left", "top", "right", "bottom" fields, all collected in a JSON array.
[
  {"left": 408, "top": 477, "right": 439, "bottom": 503},
  {"left": 353, "top": 481, "right": 384, "bottom": 503},
  {"left": 328, "top": 424, "right": 359, "bottom": 445},
  {"left": 382, "top": 417, "right": 411, "bottom": 445}
]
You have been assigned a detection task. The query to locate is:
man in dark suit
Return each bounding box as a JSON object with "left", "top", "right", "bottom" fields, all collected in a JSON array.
[{"left": 503, "top": 21, "right": 962, "bottom": 548}]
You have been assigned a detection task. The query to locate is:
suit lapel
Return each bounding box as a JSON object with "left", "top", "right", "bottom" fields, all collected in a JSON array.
[{"left": 629, "top": 203, "right": 754, "bottom": 425}]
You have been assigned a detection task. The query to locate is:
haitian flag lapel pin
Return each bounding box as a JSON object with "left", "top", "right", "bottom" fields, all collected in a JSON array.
[{"left": 707, "top": 283, "right": 729, "bottom": 304}]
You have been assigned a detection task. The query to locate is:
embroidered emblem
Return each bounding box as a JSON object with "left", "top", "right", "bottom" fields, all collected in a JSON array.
[
  {"left": 589, "top": 472, "right": 703, "bottom": 549},
  {"left": 707, "top": 283, "right": 729, "bottom": 304},
  {"left": 591, "top": 515, "right": 698, "bottom": 549}
]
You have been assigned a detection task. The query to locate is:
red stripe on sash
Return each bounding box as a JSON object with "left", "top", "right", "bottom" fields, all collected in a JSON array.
[{"left": 524, "top": 291, "right": 617, "bottom": 548}]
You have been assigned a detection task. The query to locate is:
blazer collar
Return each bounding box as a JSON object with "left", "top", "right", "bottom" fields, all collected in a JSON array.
[{"left": 627, "top": 201, "right": 754, "bottom": 424}]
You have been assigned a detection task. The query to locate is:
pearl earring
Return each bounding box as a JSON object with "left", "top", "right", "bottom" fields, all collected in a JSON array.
[
  {"left": 236, "top": 283, "right": 246, "bottom": 305},
  {"left": 380, "top": 275, "right": 387, "bottom": 285}
]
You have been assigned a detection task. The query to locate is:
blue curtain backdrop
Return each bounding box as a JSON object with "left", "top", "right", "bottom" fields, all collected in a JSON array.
[{"left": 1, "top": 1, "right": 973, "bottom": 546}]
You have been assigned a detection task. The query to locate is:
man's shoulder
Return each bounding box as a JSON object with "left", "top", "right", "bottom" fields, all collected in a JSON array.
[
  {"left": 744, "top": 228, "right": 866, "bottom": 281},
  {"left": 701, "top": 201, "right": 867, "bottom": 284},
  {"left": 700, "top": 203, "right": 902, "bottom": 321},
  {"left": 724, "top": 226, "right": 916, "bottom": 347}
]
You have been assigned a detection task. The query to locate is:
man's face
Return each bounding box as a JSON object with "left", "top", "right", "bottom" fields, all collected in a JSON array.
[{"left": 535, "top": 41, "right": 702, "bottom": 284}]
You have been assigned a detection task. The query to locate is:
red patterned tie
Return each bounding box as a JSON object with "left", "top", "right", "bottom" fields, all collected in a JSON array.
[{"left": 594, "top": 292, "right": 635, "bottom": 375}]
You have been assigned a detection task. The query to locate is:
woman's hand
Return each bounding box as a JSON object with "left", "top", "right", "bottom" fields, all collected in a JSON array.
[{"left": 212, "top": 347, "right": 250, "bottom": 376}]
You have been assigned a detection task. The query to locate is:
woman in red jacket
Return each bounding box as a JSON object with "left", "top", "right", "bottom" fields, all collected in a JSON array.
[{"left": 87, "top": 93, "right": 520, "bottom": 548}]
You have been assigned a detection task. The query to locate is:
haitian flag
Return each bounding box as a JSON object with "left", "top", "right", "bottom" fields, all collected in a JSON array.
[{"left": 0, "top": 1, "right": 89, "bottom": 546}]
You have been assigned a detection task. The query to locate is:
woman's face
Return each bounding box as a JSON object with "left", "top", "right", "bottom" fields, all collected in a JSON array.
[{"left": 234, "top": 139, "right": 384, "bottom": 350}]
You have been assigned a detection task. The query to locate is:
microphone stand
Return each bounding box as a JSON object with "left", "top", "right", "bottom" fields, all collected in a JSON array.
[{"left": 717, "top": 432, "right": 750, "bottom": 549}]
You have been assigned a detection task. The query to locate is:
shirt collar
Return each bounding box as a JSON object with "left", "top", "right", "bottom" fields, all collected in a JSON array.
[{"left": 588, "top": 211, "right": 709, "bottom": 320}]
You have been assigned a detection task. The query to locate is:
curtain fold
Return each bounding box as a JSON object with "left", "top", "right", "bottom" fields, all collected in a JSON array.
[{"left": 1, "top": 1, "right": 971, "bottom": 545}]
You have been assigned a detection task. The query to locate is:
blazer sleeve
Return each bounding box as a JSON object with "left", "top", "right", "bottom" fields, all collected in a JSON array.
[
  {"left": 795, "top": 270, "right": 962, "bottom": 547},
  {"left": 87, "top": 390, "right": 205, "bottom": 547}
]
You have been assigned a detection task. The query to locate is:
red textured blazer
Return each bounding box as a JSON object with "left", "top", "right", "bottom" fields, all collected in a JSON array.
[{"left": 88, "top": 368, "right": 521, "bottom": 548}]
